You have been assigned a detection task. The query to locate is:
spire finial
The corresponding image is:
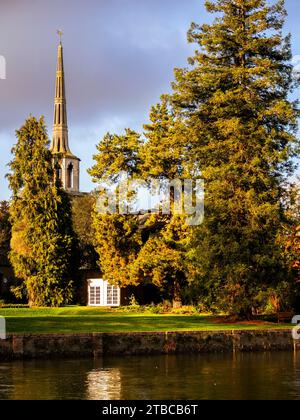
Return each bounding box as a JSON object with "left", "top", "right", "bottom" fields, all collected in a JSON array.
[{"left": 57, "top": 29, "right": 63, "bottom": 44}]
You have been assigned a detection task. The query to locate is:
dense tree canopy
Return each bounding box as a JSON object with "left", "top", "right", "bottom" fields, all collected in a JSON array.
[
  {"left": 131, "top": 215, "right": 192, "bottom": 307},
  {"left": 283, "top": 182, "right": 300, "bottom": 306},
  {"left": 90, "top": 0, "right": 299, "bottom": 315},
  {"left": 5, "top": 0, "right": 296, "bottom": 314},
  {"left": 89, "top": 103, "right": 194, "bottom": 306},
  {"left": 72, "top": 194, "right": 98, "bottom": 270}
]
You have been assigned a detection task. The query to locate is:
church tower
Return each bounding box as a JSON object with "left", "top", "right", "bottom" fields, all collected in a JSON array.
[{"left": 51, "top": 32, "right": 80, "bottom": 194}]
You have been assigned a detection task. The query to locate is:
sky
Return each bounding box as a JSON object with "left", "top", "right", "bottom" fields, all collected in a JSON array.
[{"left": 1, "top": 0, "right": 300, "bottom": 200}]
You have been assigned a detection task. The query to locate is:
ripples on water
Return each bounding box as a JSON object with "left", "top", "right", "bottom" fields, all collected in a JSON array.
[{"left": 0, "top": 352, "right": 299, "bottom": 400}]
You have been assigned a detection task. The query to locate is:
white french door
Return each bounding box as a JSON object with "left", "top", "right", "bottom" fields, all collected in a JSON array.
[{"left": 88, "top": 279, "right": 120, "bottom": 307}]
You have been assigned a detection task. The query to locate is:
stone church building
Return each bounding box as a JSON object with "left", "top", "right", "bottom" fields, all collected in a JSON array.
[
  {"left": 50, "top": 37, "right": 123, "bottom": 307},
  {"left": 50, "top": 38, "right": 80, "bottom": 195}
]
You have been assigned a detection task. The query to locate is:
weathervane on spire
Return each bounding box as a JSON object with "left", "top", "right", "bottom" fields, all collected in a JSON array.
[{"left": 57, "top": 29, "right": 63, "bottom": 44}]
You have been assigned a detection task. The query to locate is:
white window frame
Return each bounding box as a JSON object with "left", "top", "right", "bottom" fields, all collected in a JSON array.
[
  {"left": 89, "top": 285, "right": 101, "bottom": 306},
  {"left": 106, "top": 283, "right": 120, "bottom": 306},
  {"left": 88, "top": 279, "right": 120, "bottom": 307}
]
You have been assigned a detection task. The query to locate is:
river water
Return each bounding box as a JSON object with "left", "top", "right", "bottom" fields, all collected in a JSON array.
[{"left": 0, "top": 352, "right": 300, "bottom": 400}]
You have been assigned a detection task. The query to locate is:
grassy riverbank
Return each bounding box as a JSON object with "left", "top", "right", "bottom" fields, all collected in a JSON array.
[{"left": 0, "top": 306, "right": 292, "bottom": 334}]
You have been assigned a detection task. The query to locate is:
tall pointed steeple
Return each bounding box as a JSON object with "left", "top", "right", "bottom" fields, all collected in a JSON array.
[
  {"left": 51, "top": 33, "right": 71, "bottom": 154},
  {"left": 51, "top": 32, "right": 80, "bottom": 194}
]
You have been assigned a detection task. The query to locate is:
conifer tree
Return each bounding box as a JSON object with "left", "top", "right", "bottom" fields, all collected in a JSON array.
[
  {"left": 170, "top": 0, "right": 299, "bottom": 316},
  {"left": 89, "top": 129, "right": 142, "bottom": 183},
  {"left": 140, "top": 97, "right": 186, "bottom": 179},
  {"left": 8, "top": 116, "right": 75, "bottom": 307}
]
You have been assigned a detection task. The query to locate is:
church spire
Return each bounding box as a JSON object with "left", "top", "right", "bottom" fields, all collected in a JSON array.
[
  {"left": 51, "top": 32, "right": 80, "bottom": 194},
  {"left": 51, "top": 31, "right": 71, "bottom": 155}
]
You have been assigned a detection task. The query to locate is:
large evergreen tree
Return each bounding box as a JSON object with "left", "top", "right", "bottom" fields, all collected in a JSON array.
[
  {"left": 170, "top": 0, "right": 299, "bottom": 316},
  {"left": 140, "top": 97, "right": 186, "bottom": 179},
  {"left": 8, "top": 116, "right": 76, "bottom": 307}
]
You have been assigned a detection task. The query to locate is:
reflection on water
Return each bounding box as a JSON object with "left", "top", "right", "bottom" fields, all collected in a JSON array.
[
  {"left": 86, "top": 368, "right": 121, "bottom": 400},
  {"left": 0, "top": 352, "right": 300, "bottom": 400}
]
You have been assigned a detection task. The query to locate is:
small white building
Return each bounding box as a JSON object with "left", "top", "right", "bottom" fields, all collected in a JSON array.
[{"left": 87, "top": 279, "right": 121, "bottom": 307}]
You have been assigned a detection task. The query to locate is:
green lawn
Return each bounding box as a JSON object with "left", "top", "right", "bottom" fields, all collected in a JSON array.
[{"left": 0, "top": 306, "right": 292, "bottom": 334}]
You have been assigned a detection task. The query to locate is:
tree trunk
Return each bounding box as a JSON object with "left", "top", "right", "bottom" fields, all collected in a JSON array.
[
  {"left": 172, "top": 278, "right": 182, "bottom": 309},
  {"left": 238, "top": 307, "right": 253, "bottom": 321}
]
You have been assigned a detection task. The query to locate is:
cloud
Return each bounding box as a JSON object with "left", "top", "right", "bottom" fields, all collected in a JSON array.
[
  {"left": 2, "top": 0, "right": 298, "bottom": 199},
  {"left": 0, "top": 0, "right": 202, "bottom": 130},
  {"left": 0, "top": 0, "right": 205, "bottom": 199}
]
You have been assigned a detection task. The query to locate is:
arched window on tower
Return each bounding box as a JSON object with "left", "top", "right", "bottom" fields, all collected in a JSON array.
[
  {"left": 67, "top": 163, "right": 74, "bottom": 189},
  {"left": 55, "top": 163, "right": 62, "bottom": 182},
  {"left": 57, "top": 138, "right": 61, "bottom": 152}
]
